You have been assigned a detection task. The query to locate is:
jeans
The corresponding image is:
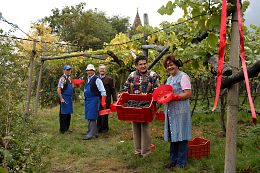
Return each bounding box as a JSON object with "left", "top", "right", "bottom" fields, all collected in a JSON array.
[{"left": 170, "top": 140, "right": 188, "bottom": 166}]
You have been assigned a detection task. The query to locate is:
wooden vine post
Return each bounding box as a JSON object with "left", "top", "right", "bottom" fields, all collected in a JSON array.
[
  {"left": 25, "top": 40, "right": 36, "bottom": 119},
  {"left": 225, "top": 4, "right": 239, "bottom": 173},
  {"left": 143, "top": 13, "right": 149, "bottom": 57},
  {"left": 34, "top": 43, "right": 46, "bottom": 114}
]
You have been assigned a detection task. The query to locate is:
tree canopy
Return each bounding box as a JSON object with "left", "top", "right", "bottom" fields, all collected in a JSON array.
[{"left": 42, "top": 2, "right": 130, "bottom": 51}]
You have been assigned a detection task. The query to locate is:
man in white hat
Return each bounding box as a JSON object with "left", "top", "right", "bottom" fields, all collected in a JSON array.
[{"left": 83, "top": 64, "right": 106, "bottom": 140}]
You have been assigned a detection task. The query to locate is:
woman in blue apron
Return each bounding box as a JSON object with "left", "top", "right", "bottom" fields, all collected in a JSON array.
[
  {"left": 83, "top": 64, "right": 106, "bottom": 140},
  {"left": 162, "top": 55, "right": 192, "bottom": 169}
]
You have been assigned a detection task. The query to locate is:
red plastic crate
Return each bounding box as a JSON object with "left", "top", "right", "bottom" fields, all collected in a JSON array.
[
  {"left": 156, "top": 111, "right": 165, "bottom": 122},
  {"left": 188, "top": 137, "right": 210, "bottom": 159},
  {"left": 115, "top": 93, "right": 156, "bottom": 122}
]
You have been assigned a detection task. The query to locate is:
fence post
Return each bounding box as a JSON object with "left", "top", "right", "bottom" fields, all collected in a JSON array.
[
  {"left": 224, "top": 6, "right": 239, "bottom": 173},
  {"left": 143, "top": 13, "right": 149, "bottom": 57},
  {"left": 25, "top": 40, "right": 36, "bottom": 119},
  {"left": 34, "top": 43, "right": 46, "bottom": 114}
]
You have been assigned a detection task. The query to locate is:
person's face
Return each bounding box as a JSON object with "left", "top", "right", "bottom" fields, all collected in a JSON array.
[
  {"left": 166, "top": 61, "right": 179, "bottom": 76},
  {"left": 99, "top": 66, "right": 106, "bottom": 75},
  {"left": 86, "top": 70, "right": 95, "bottom": 77},
  {"left": 136, "top": 60, "right": 147, "bottom": 74},
  {"left": 64, "top": 69, "right": 72, "bottom": 76}
]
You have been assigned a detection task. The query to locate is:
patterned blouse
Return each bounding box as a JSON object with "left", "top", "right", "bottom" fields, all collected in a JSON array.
[{"left": 122, "top": 70, "right": 159, "bottom": 94}]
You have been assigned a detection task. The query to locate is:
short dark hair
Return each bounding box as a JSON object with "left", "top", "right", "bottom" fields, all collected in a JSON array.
[
  {"left": 163, "top": 55, "right": 183, "bottom": 69},
  {"left": 134, "top": 55, "right": 147, "bottom": 65}
]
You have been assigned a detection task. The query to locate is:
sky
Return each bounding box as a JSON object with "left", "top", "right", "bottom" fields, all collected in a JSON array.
[
  {"left": 0, "top": 0, "right": 183, "bottom": 38},
  {"left": 0, "top": 0, "right": 259, "bottom": 38}
]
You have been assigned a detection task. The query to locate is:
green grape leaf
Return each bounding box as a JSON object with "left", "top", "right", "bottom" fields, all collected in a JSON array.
[{"left": 206, "top": 33, "right": 219, "bottom": 48}]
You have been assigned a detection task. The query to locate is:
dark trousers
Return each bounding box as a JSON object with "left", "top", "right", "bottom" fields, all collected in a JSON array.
[
  {"left": 170, "top": 140, "right": 188, "bottom": 167},
  {"left": 97, "top": 114, "right": 109, "bottom": 132},
  {"left": 59, "top": 113, "right": 71, "bottom": 133}
]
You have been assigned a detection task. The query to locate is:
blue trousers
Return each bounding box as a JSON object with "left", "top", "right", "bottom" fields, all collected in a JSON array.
[{"left": 170, "top": 140, "right": 188, "bottom": 166}]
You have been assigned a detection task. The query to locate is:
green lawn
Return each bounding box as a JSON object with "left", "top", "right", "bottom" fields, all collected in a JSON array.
[{"left": 33, "top": 100, "right": 260, "bottom": 173}]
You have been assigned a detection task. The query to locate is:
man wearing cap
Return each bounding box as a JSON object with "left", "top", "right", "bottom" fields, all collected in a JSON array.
[
  {"left": 83, "top": 64, "right": 106, "bottom": 140},
  {"left": 97, "top": 64, "right": 117, "bottom": 133},
  {"left": 57, "top": 65, "right": 73, "bottom": 134}
]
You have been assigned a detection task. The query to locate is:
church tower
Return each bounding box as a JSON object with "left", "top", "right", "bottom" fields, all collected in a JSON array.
[{"left": 132, "top": 8, "right": 142, "bottom": 28}]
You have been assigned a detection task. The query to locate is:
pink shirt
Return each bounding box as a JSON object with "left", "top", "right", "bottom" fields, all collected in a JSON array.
[{"left": 180, "top": 74, "right": 191, "bottom": 90}]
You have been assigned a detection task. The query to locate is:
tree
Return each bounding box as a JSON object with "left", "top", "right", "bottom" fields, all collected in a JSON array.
[
  {"left": 109, "top": 15, "right": 130, "bottom": 34},
  {"left": 42, "top": 3, "right": 130, "bottom": 51}
]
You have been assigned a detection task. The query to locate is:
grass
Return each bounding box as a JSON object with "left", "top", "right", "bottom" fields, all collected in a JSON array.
[{"left": 33, "top": 99, "right": 260, "bottom": 173}]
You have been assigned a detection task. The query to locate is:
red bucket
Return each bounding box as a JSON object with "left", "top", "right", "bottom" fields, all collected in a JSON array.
[
  {"left": 152, "top": 85, "right": 174, "bottom": 104},
  {"left": 72, "top": 79, "right": 84, "bottom": 85},
  {"left": 150, "top": 143, "right": 155, "bottom": 152},
  {"left": 99, "top": 109, "right": 112, "bottom": 116},
  {"left": 110, "top": 102, "right": 117, "bottom": 112}
]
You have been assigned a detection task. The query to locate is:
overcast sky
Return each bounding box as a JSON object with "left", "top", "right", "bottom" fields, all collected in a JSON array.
[
  {"left": 0, "top": 0, "right": 259, "bottom": 38},
  {"left": 0, "top": 0, "right": 182, "bottom": 37}
]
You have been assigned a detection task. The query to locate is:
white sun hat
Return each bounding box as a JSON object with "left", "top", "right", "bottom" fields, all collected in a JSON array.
[{"left": 86, "top": 64, "right": 96, "bottom": 71}]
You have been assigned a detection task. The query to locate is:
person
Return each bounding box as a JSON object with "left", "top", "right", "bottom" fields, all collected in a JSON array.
[
  {"left": 57, "top": 65, "right": 73, "bottom": 134},
  {"left": 83, "top": 64, "right": 106, "bottom": 140},
  {"left": 122, "top": 55, "right": 159, "bottom": 157},
  {"left": 97, "top": 64, "right": 117, "bottom": 133},
  {"left": 162, "top": 55, "right": 192, "bottom": 169}
]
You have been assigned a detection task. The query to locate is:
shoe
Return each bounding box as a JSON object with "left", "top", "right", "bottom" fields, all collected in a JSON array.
[
  {"left": 103, "top": 129, "right": 108, "bottom": 133},
  {"left": 82, "top": 135, "right": 98, "bottom": 140},
  {"left": 60, "top": 130, "right": 65, "bottom": 134},
  {"left": 82, "top": 136, "right": 93, "bottom": 140},
  {"left": 66, "top": 130, "right": 73, "bottom": 133},
  {"left": 175, "top": 165, "right": 185, "bottom": 169},
  {"left": 141, "top": 150, "right": 152, "bottom": 158},
  {"left": 134, "top": 150, "right": 141, "bottom": 155},
  {"left": 164, "top": 162, "right": 176, "bottom": 169}
]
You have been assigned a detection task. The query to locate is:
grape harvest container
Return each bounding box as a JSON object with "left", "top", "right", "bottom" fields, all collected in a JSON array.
[
  {"left": 115, "top": 92, "right": 156, "bottom": 122},
  {"left": 188, "top": 137, "right": 210, "bottom": 159}
]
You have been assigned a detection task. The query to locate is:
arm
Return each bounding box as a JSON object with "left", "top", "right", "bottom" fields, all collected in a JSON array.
[
  {"left": 121, "top": 72, "right": 134, "bottom": 93},
  {"left": 172, "top": 74, "right": 192, "bottom": 101},
  {"left": 96, "top": 78, "right": 107, "bottom": 108},
  {"left": 57, "top": 76, "right": 66, "bottom": 103},
  {"left": 57, "top": 87, "right": 65, "bottom": 103}
]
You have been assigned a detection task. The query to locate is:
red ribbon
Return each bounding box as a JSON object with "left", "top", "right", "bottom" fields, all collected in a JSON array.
[
  {"left": 236, "top": 0, "right": 256, "bottom": 125},
  {"left": 213, "top": 0, "right": 256, "bottom": 125},
  {"left": 212, "top": 0, "right": 227, "bottom": 111}
]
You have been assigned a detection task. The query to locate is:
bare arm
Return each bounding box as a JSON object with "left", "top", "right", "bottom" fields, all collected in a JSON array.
[
  {"left": 57, "top": 87, "right": 65, "bottom": 103},
  {"left": 178, "top": 89, "right": 192, "bottom": 100}
]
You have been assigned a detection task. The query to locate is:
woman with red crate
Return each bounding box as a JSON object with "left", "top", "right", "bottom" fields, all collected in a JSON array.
[
  {"left": 122, "top": 55, "right": 160, "bottom": 157},
  {"left": 162, "top": 55, "right": 192, "bottom": 169}
]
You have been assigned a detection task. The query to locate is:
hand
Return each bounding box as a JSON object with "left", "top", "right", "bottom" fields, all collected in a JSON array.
[
  {"left": 60, "top": 98, "right": 65, "bottom": 103},
  {"left": 101, "top": 96, "right": 106, "bottom": 109},
  {"left": 172, "top": 95, "right": 182, "bottom": 101}
]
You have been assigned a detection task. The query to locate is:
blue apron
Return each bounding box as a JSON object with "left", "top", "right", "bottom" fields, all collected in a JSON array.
[
  {"left": 61, "top": 83, "right": 73, "bottom": 115},
  {"left": 84, "top": 77, "right": 100, "bottom": 120}
]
